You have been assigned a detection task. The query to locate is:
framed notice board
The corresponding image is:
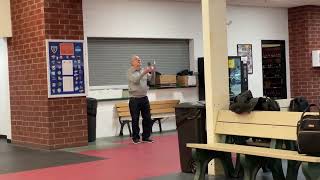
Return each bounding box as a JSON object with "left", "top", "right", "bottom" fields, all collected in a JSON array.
[{"left": 46, "top": 40, "right": 87, "bottom": 98}]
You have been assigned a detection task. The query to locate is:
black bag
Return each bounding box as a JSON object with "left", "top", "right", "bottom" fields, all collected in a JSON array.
[
  {"left": 289, "top": 97, "right": 310, "bottom": 112},
  {"left": 254, "top": 97, "right": 280, "bottom": 111},
  {"left": 229, "top": 90, "right": 260, "bottom": 114},
  {"left": 297, "top": 104, "right": 320, "bottom": 155}
]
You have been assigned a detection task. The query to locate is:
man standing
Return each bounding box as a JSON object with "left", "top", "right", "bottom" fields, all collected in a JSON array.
[{"left": 128, "top": 55, "right": 155, "bottom": 144}]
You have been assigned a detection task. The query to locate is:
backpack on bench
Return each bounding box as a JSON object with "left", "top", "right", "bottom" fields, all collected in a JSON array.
[
  {"left": 289, "top": 97, "right": 310, "bottom": 112},
  {"left": 254, "top": 97, "right": 280, "bottom": 111},
  {"left": 229, "top": 90, "right": 280, "bottom": 144}
]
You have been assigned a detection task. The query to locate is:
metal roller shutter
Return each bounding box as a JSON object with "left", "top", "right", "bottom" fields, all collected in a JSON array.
[{"left": 87, "top": 38, "right": 190, "bottom": 86}]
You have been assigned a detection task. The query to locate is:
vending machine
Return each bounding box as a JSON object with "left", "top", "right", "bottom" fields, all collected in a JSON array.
[
  {"left": 197, "top": 56, "right": 248, "bottom": 102},
  {"left": 228, "top": 56, "right": 248, "bottom": 100}
]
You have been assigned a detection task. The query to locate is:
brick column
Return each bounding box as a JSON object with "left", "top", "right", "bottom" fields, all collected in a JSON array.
[
  {"left": 289, "top": 6, "right": 320, "bottom": 104},
  {"left": 8, "top": 0, "right": 87, "bottom": 149}
]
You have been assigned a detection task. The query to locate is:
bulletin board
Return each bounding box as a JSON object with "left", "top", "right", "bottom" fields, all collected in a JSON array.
[{"left": 46, "top": 40, "right": 87, "bottom": 98}]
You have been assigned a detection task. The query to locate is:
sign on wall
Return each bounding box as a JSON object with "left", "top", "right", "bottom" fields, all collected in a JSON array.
[{"left": 46, "top": 40, "right": 87, "bottom": 98}]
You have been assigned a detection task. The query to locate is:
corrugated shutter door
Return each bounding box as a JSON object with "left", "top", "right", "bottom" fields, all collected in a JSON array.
[{"left": 87, "top": 38, "right": 190, "bottom": 86}]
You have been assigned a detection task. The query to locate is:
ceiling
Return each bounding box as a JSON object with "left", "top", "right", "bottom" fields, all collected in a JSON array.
[{"left": 175, "top": 0, "right": 320, "bottom": 8}]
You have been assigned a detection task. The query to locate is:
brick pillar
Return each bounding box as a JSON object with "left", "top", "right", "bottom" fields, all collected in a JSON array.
[
  {"left": 289, "top": 6, "right": 320, "bottom": 104},
  {"left": 8, "top": 0, "right": 87, "bottom": 149}
]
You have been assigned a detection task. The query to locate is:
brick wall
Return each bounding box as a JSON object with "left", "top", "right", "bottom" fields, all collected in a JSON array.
[
  {"left": 44, "top": 0, "right": 87, "bottom": 149},
  {"left": 8, "top": 0, "right": 87, "bottom": 149},
  {"left": 289, "top": 6, "right": 320, "bottom": 105}
]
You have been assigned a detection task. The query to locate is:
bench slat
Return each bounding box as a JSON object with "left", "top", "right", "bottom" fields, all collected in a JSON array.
[
  {"left": 150, "top": 100, "right": 180, "bottom": 105},
  {"left": 151, "top": 108, "right": 175, "bottom": 114},
  {"left": 118, "top": 108, "right": 175, "bottom": 117},
  {"left": 215, "top": 121, "right": 297, "bottom": 141},
  {"left": 116, "top": 100, "right": 179, "bottom": 107},
  {"left": 120, "top": 113, "right": 175, "bottom": 121},
  {"left": 151, "top": 104, "right": 179, "bottom": 109},
  {"left": 116, "top": 107, "right": 129, "bottom": 112},
  {"left": 187, "top": 143, "right": 320, "bottom": 163},
  {"left": 115, "top": 102, "right": 129, "bottom": 108},
  {"left": 216, "top": 110, "right": 320, "bottom": 141},
  {"left": 218, "top": 110, "right": 306, "bottom": 126},
  {"left": 118, "top": 112, "right": 131, "bottom": 117},
  {"left": 116, "top": 104, "right": 178, "bottom": 113}
]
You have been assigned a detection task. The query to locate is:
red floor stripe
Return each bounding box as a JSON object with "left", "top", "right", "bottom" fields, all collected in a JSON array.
[{"left": 0, "top": 134, "right": 181, "bottom": 180}]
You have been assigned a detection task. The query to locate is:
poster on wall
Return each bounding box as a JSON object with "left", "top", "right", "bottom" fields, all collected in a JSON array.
[
  {"left": 237, "top": 44, "right": 253, "bottom": 74},
  {"left": 46, "top": 40, "right": 87, "bottom": 98}
]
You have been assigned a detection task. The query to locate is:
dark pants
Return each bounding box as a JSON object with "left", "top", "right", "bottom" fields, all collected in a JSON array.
[{"left": 129, "top": 96, "right": 152, "bottom": 140}]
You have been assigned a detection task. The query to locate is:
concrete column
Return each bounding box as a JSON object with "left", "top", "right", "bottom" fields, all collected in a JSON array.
[
  {"left": 0, "top": 0, "right": 12, "bottom": 37},
  {"left": 201, "top": 0, "right": 229, "bottom": 175}
]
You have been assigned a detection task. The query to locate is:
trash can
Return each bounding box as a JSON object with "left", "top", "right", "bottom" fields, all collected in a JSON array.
[
  {"left": 175, "top": 102, "right": 207, "bottom": 173},
  {"left": 87, "top": 98, "right": 97, "bottom": 142}
]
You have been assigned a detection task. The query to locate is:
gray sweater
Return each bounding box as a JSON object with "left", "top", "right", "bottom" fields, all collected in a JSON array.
[{"left": 127, "top": 67, "right": 150, "bottom": 97}]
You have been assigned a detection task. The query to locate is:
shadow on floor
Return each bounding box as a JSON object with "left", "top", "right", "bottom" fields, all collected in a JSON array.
[{"left": 0, "top": 139, "right": 104, "bottom": 174}]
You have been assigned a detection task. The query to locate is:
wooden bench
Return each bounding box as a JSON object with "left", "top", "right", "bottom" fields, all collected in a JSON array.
[
  {"left": 115, "top": 99, "right": 180, "bottom": 136},
  {"left": 187, "top": 110, "right": 320, "bottom": 180}
]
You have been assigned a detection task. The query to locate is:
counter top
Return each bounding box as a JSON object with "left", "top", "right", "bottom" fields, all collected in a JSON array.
[
  {"left": 149, "top": 85, "right": 196, "bottom": 90},
  {"left": 96, "top": 97, "right": 129, "bottom": 102},
  {"left": 91, "top": 86, "right": 197, "bottom": 102},
  {"left": 119, "top": 85, "right": 196, "bottom": 90}
]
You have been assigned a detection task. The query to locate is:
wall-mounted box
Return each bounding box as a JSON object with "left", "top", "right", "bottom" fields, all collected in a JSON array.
[{"left": 312, "top": 50, "right": 320, "bottom": 67}]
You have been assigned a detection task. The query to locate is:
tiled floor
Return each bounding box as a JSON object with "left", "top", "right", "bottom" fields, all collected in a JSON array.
[
  {"left": 0, "top": 139, "right": 103, "bottom": 175},
  {"left": 0, "top": 132, "right": 306, "bottom": 180}
]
